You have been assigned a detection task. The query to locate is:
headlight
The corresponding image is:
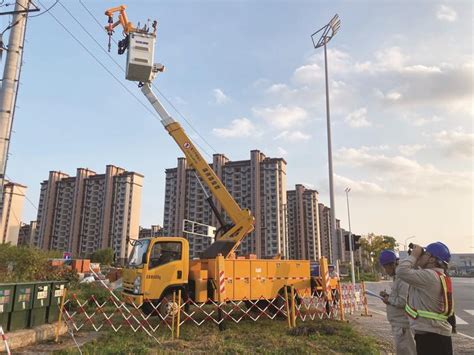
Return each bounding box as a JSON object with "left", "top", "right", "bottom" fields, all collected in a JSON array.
[{"left": 133, "top": 276, "right": 141, "bottom": 294}]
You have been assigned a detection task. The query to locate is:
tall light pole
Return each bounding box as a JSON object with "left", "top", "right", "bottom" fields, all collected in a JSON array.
[
  {"left": 345, "top": 187, "right": 355, "bottom": 285},
  {"left": 312, "top": 14, "right": 341, "bottom": 264}
]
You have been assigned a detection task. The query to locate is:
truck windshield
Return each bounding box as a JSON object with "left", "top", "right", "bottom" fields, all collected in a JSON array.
[{"left": 128, "top": 240, "right": 150, "bottom": 267}]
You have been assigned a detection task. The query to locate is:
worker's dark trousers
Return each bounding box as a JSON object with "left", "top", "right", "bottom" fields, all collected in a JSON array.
[{"left": 414, "top": 332, "right": 452, "bottom": 355}]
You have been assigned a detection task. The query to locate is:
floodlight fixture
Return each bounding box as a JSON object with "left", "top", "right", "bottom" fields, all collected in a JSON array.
[{"left": 311, "top": 14, "right": 341, "bottom": 49}]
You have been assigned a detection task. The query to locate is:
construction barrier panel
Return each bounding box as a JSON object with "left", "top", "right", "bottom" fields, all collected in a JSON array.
[{"left": 59, "top": 281, "right": 369, "bottom": 342}]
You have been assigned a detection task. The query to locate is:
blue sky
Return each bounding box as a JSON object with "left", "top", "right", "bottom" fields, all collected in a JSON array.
[{"left": 3, "top": 0, "right": 472, "bottom": 252}]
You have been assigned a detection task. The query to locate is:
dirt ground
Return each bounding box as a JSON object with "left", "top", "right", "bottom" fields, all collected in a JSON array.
[{"left": 14, "top": 331, "right": 100, "bottom": 354}]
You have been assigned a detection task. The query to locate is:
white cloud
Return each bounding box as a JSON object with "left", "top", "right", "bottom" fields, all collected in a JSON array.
[
  {"left": 300, "top": 182, "right": 316, "bottom": 189},
  {"left": 355, "top": 47, "right": 407, "bottom": 73},
  {"left": 212, "top": 117, "right": 258, "bottom": 138},
  {"left": 398, "top": 144, "right": 426, "bottom": 156},
  {"left": 277, "top": 147, "right": 288, "bottom": 156},
  {"left": 334, "top": 174, "right": 386, "bottom": 195},
  {"left": 369, "top": 53, "right": 473, "bottom": 113},
  {"left": 334, "top": 147, "right": 472, "bottom": 196},
  {"left": 252, "top": 104, "right": 308, "bottom": 129},
  {"left": 359, "top": 145, "right": 390, "bottom": 152},
  {"left": 403, "top": 65, "right": 442, "bottom": 73},
  {"left": 432, "top": 128, "right": 474, "bottom": 159},
  {"left": 292, "top": 49, "right": 353, "bottom": 86},
  {"left": 386, "top": 91, "right": 402, "bottom": 101},
  {"left": 271, "top": 44, "right": 471, "bottom": 117},
  {"left": 345, "top": 108, "right": 371, "bottom": 128},
  {"left": 373, "top": 46, "right": 407, "bottom": 71},
  {"left": 319, "top": 49, "right": 353, "bottom": 74},
  {"left": 212, "top": 88, "right": 230, "bottom": 104},
  {"left": 252, "top": 78, "right": 271, "bottom": 89},
  {"left": 266, "top": 83, "right": 289, "bottom": 94},
  {"left": 292, "top": 63, "right": 323, "bottom": 86},
  {"left": 436, "top": 5, "right": 457, "bottom": 22},
  {"left": 401, "top": 114, "right": 442, "bottom": 127},
  {"left": 274, "top": 130, "right": 311, "bottom": 142}
]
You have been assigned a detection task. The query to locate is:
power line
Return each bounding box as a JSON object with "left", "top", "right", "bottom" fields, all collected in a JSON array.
[
  {"left": 76, "top": 0, "right": 220, "bottom": 157},
  {"left": 29, "top": 0, "right": 58, "bottom": 18},
  {"left": 36, "top": 0, "right": 161, "bottom": 121},
  {"left": 57, "top": 1, "right": 215, "bottom": 160},
  {"left": 45, "top": 0, "right": 216, "bottom": 160},
  {"left": 78, "top": 0, "right": 115, "bottom": 43}
]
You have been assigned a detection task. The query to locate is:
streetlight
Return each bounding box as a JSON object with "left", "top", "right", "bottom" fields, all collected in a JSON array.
[
  {"left": 312, "top": 14, "right": 341, "bottom": 265},
  {"left": 345, "top": 187, "right": 355, "bottom": 285},
  {"left": 404, "top": 236, "right": 415, "bottom": 251}
]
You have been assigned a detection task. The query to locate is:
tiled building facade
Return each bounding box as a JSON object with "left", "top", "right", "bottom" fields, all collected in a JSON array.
[
  {"left": 163, "top": 150, "right": 287, "bottom": 259},
  {"left": 18, "top": 221, "right": 37, "bottom": 246},
  {"left": 318, "top": 202, "right": 342, "bottom": 264},
  {"left": 287, "top": 184, "right": 321, "bottom": 261},
  {"left": 0, "top": 181, "right": 26, "bottom": 245},
  {"left": 33, "top": 165, "right": 143, "bottom": 261},
  {"left": 138, "top": 225, "right": 163, "bottom": 239}
]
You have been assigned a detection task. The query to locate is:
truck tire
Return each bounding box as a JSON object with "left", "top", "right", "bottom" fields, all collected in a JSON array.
[
  {"left": 245, "top": 300, "right": 272, "bottom": 315},
  {"left": 141, "top": 300, "right": 159, "bottom": 316},
  {"left": 273, "top": 287, "right": 301, "bottom": 317},
  {"left": 157, "top": 292, "right": 183, "bottom": 320}
]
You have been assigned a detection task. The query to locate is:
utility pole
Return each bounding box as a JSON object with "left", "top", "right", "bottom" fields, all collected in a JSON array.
[{"left": 0, "top": 0, "right": 31, "bottom": 207}]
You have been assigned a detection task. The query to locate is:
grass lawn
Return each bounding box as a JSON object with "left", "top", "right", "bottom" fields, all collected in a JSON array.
[{"left": 55, "top": 317, "right": 381, "bottom": 354}]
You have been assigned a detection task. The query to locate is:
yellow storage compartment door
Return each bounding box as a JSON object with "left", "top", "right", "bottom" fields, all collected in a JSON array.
[
  {"left": 250, "top": 261, "right": 268, "bottom": 300},
  {"left": 233, "top": 260, "right": 250, "bottom": 301},
  {"left": 224, "top": 260, "right": 234, "bottom": 300}
]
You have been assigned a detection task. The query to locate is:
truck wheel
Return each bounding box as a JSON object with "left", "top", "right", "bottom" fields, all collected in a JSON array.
[
  {"left": 245, "top": 300, "right": 270, "bottom": 314},
  {"left": 271, "top": 287, "right": 301, "bottom": 317},
  {"left": 141, "top": 300, "right": 159, "bottom": 316},
  {"left": 157, "top": 292, "right": 183, "bottom": 319}
]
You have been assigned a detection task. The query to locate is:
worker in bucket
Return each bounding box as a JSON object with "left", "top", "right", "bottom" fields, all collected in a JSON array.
[
  {"left": 397, "top": 242, "right": 454, "bottom": 355},
  {"left": 378, "top": 250, "right": 416, "bottom": 355}
]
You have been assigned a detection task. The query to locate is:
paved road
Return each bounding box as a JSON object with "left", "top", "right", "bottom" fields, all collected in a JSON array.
[{"left": 364, "top": 278, "right": 474, "bottom": 338}]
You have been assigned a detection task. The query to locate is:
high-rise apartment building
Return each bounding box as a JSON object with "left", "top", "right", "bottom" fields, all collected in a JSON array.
[
  {"left": 318, "top": 203, "right": 342, "bottom": 264},
  {"left": 18, "top": 221, "right": 37, "bottom": 246},
  {"left": 287, "top": 184, "right": 321, "bottom": 261},
  {"left": 139, "top": 225, "right": 163, "bottom": 239},
  {"left": 33, "top": 165, "right": 143, "bottom": 261},
  {"left": 0, "top": 181, "right": 26, "bottom": 245},
  {"left": 163, "top": 150, "right": 287, "bottom": 259}
]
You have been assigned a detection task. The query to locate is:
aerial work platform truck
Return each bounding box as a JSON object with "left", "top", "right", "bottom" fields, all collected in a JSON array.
[{"left": 104, "top": 5, "right": 331, "bottom": 316}]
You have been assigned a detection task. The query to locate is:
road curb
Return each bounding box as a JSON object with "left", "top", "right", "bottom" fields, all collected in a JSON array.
[{"left": 0, "top": 322, "right": 67, "bottom": 351}]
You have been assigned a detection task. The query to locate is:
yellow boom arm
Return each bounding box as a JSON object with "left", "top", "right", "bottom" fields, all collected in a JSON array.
[{"left": 141, "top": 84, "right": 255, "bottom": 258}]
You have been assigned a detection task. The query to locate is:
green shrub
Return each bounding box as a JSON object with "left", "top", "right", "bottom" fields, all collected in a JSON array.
[
  {"left": 89, "top": 248, "right": 114, "bottom": 265},
  {"left": 0, "top": 243, "right": 78, "bottom": 283},
  {"left": 75, "top": 283, "right": 111, "bottom": 304}
]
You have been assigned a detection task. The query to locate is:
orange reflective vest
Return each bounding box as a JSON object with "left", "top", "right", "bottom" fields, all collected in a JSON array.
[{"left": 405, "top": 270, "right": 453, "bottom": 321}]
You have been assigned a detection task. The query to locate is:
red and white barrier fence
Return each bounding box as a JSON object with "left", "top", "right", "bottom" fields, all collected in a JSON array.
[{"left": 59, "top": 281, "right": 369, "bottom": 341}]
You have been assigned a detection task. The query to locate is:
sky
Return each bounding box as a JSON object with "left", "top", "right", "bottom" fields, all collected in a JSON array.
[{"left": 2, "top": 0, "right": 472, "bottom": 253}]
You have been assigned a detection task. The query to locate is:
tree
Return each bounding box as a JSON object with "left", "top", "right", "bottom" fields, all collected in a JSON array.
[
  {"left": 359, "top": 233, "right": 398, "bottom": 271},
  {"left": 90, "top": 248, "right": 115, "bottom": 265},
  {"left": 0, "top": 243, "right": 77, "bottom": 283}
]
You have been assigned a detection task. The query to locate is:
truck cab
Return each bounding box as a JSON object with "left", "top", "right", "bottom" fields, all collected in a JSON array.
[{"left": 122, "top": 237, "right": 189, "bottom": 306}]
